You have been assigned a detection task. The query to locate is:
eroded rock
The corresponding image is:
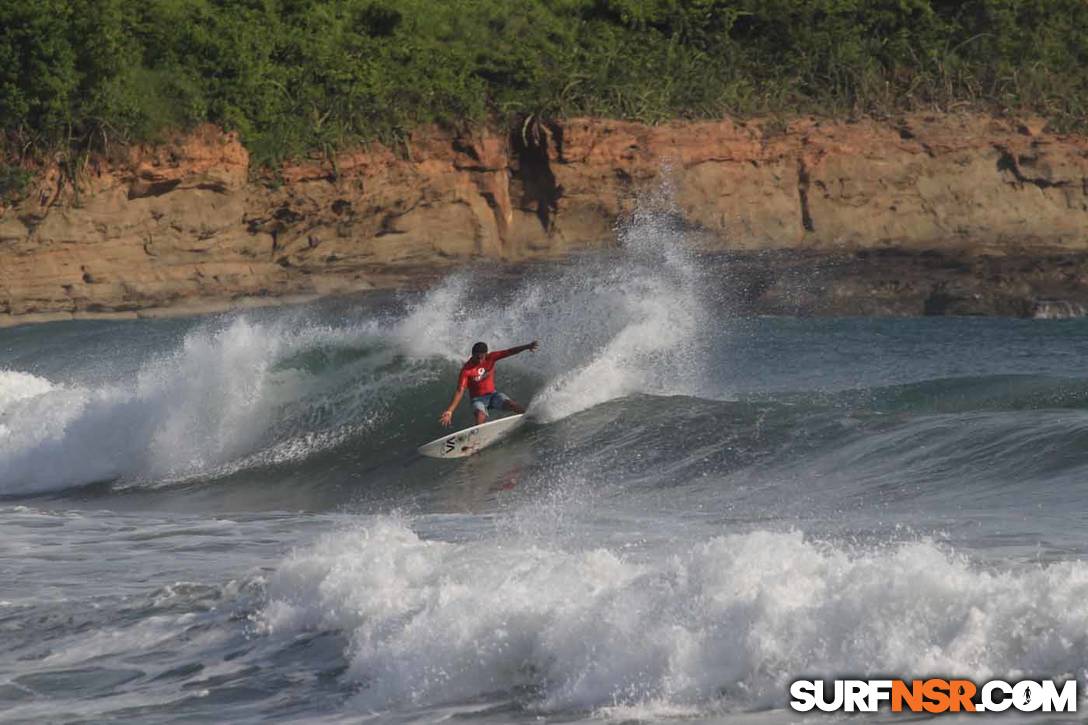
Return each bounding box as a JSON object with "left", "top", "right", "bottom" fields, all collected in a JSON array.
[{"left": 2, "top": 114, "right": 1087, "bottom": 324}]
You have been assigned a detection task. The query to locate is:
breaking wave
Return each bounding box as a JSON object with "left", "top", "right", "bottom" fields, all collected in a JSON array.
[{"left": 260, "top": 517, "right": 1088, "bottom": 715}]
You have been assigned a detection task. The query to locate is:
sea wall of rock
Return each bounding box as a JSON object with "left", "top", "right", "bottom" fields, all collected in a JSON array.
[{"left": 2, "top": 114, "right": 1087, "bottom": 324}]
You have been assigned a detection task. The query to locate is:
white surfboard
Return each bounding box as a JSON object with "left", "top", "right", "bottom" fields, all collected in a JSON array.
[{"left": 418, "top": 414, "right": 526, "bottom": 459}]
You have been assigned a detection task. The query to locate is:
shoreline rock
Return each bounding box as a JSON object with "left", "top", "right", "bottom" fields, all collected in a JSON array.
[{"left": 2, "top": 114, "right": 1087, "bottom": 324}]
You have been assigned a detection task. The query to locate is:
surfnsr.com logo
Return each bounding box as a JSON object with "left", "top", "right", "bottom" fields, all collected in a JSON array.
[{"left": 789, "top": 679, "right": 1078, "bottom": 714}]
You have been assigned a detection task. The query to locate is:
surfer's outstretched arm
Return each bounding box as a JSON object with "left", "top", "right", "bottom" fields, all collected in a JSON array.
[
  {"left": 494, "top": 340, "right": 539, "bottom": 359},
  {"left": 440, "top": 369, "right": 472, "bottom": 427},
  {"left": 440, "top": 386, "right": 465, "bottom": 427}
]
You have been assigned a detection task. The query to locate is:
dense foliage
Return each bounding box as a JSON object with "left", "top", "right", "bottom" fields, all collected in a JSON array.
[{"left": 1, "top": 0, "right": 1086, "bottom": 167}]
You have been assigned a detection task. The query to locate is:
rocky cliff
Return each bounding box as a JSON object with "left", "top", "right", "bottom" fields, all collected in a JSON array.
[{"left": 2, "top": 114, "right": 1087, "bottom": 324}]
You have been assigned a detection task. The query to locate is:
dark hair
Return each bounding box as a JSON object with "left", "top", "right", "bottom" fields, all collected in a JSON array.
[{"left": 471, "top": 341, "right": 488, "bottom": 355}]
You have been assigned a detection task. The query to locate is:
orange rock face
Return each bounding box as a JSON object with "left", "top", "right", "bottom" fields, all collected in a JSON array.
[{"left": 1, "top": 114, "right": 1087, "bottom": 323}]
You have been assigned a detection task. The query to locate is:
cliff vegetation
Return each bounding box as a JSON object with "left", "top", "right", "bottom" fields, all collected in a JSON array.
[{"left": 1, "top": 0, "right": 1087, "bottom": 181}]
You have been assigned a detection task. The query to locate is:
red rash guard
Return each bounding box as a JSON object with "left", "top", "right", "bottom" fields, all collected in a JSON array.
[{"left": 457, "top": 349, "right": 514, "bottom": 397}]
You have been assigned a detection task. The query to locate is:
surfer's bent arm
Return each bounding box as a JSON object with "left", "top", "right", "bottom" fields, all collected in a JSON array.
[{"left": 493, "top": 341, "right": 539, "bottom": 360}]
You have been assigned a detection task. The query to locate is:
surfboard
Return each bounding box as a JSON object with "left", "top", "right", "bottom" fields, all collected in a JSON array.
[{"left": 418, "top": 414, "right": 526, "bottom": 459}]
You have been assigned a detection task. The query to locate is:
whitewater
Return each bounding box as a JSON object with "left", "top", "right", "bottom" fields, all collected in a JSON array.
[{"left": 2, "top": 199, "right": 1088, "bottom": 723}]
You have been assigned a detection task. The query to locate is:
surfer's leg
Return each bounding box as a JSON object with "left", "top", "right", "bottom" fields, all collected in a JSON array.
[
  {"left": 497, "top": 392, "right": 524, "bottom": 414},
  {"left": 471, "top": 396, "right": 489, "bottom": 425}
]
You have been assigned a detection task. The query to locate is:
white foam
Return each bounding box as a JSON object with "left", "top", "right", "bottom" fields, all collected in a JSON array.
[
  {"left": 0, "top": 317, "right": 387, "bottom": 494},
  {"left": 0, "top": 370, "right": 55, "bottom": 407},
  {"left": 260, "top": 519, "right": 1088, "bottom": 715}
]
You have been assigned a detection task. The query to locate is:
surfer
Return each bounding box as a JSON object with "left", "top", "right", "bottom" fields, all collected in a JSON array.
[{"left": 439, "top": 341, "right": 538, "bottom": 427}]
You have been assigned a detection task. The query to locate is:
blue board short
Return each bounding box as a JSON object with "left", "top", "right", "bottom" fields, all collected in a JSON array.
[{"left": 471, "top": 391, "right": 511, "bottom": 418}]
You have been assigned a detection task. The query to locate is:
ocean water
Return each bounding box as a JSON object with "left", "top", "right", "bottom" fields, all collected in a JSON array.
[{"left": 3, "top": 206, "right": 1088, "bottom": 723}]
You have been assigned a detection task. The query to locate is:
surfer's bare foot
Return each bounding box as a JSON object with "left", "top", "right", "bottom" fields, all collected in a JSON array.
[{"left": 505, "top": 400, "right": 525, "bottom": 414}]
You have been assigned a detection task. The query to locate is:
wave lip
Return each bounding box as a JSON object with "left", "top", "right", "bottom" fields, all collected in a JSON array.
[{"left": 259, "top": 519, "right": 1088, "bottom": 716}]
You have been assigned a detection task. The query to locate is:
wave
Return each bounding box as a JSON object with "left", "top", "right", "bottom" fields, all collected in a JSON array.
[
  {"left": 0, "top": 318, "right": 397, "bottom": 495},
  {"left": 259, "top": 517, "right": 1088, "bottom": 716},
  {"left": 9, "top": 323, "right": 1088, "bottom": 507}
]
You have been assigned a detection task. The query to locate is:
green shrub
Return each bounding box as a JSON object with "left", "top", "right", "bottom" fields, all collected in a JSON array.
[
  {"left": 0, "top": 164, "right": 33, "bottom": 203},
  {"left": 1, "top": 0, "right": 1085, "bottom": 165}
]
